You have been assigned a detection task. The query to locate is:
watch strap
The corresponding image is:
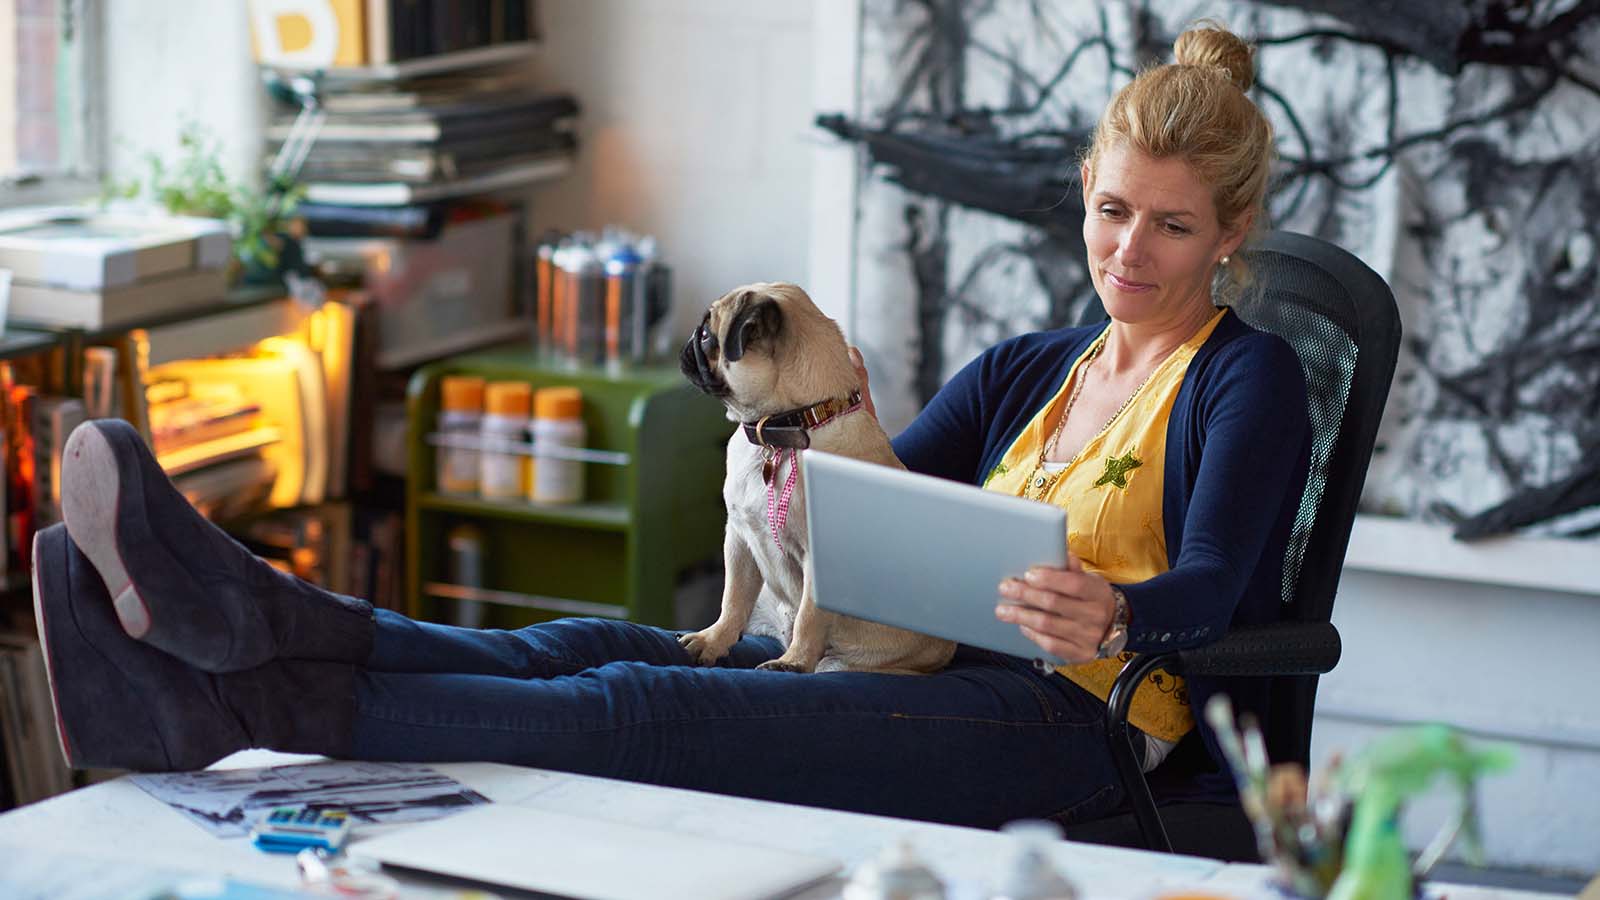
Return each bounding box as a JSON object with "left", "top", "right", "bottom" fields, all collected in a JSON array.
[{"left": 1096, "top": 586, "right": 1131, "bottom": 659}]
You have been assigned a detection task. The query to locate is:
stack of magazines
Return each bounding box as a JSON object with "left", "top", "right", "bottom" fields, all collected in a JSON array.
[
  {"left": 0, "top": 208, "right": 231, "bottom": 330},
  {"left": 274, "top": 63, "right": 579, "bottom": 228}
]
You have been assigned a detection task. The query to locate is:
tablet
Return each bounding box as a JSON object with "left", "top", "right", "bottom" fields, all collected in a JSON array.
[{"left": 801, "top": 450, "right": 1068, "bottom": 667}]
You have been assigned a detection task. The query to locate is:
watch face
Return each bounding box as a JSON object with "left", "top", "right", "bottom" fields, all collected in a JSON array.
[
  {"left": 1106, "top": 630, "right": 1128, "bottom": 656},
  {"left": 1097, "top": 625, "right": 1128, "bottom": 659}
]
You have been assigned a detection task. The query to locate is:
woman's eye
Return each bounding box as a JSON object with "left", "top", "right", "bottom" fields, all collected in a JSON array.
[
  {"left": 1163, "top": 222, "right": 1190, "bottom": 235},
  {"left": 1098, "top": 205, "right": 1124, "bottom": 218}
]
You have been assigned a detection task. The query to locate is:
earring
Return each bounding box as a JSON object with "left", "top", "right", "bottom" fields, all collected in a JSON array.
[{"left": 1219, "top": 255, "right": 1231, "bottom": 266}]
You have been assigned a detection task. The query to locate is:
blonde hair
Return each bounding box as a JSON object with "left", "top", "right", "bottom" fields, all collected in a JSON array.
[{"left": 1082, "top": 21, "right": 1275, "bottom": 287}]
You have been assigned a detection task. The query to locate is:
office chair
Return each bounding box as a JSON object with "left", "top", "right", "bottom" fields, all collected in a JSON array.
[{"left": 1061, "top": 230, "right": 1403, "bottom": 859}]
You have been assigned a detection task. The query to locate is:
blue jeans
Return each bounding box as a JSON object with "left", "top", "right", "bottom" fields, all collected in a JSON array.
[{"left": 350, "top": 611, "right": 1123, "bottom": 829}]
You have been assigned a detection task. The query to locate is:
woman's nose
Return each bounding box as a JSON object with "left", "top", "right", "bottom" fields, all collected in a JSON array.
[{"left": 1115, "top": 227, "right": 1149, "bottom": 266}]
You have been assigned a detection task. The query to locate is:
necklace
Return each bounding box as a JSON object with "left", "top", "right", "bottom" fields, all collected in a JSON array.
[{"left": 1025, "top": 334, "right": 1161, "bottom": 501}]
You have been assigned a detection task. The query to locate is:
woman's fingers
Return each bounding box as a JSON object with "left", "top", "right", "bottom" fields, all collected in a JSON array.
[
  {"left": 848, "top": 346, "right": 878, "bottom": 419},
  {"left": 1013, "top": 620, "right": 1098, "bottom": 664},
  {"left": 995, "top": 582, "right": 1102, "bottom": 651},
  {"left": 997, "top": 565, "right": 1117, "bottom": 663},
  {"left": 1023, "top": 566, "right": 1097, "bottom": 599}
]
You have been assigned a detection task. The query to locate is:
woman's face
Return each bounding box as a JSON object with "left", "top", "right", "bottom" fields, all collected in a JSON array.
[{"left": 1081, "top": 144, "right": 1247, "bottom": 328}]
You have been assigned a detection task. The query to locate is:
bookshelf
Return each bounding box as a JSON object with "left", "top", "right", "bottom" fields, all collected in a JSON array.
[{"left": 405, "top": 352, "right": 733, "bottom": 630}]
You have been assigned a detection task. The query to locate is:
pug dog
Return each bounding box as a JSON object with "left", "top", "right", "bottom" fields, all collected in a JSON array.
[{"left": 678, "top": 282, "right": 957, "bottom": 675}]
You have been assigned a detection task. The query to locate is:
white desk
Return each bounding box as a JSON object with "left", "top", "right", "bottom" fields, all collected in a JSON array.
[{"left": 0, "top": 751, "right": 1563, "bottom": 900}]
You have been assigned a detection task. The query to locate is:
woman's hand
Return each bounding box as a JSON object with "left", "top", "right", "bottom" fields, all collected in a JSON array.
[
  {"left": 848, "top": 346, "right": 878, "bottom": 419},
  {"left": 996, "top": 553, "right": 1118, "bottom": 664}
]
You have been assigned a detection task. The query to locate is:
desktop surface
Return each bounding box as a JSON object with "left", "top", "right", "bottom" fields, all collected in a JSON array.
[{"left": 0, "top": 750, "right": 1569, "bottom": 900}]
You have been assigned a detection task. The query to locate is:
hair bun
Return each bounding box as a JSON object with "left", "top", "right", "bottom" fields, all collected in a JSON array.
[{"left": 1173, "top": 22, "right": 1255, "bottom": 92}]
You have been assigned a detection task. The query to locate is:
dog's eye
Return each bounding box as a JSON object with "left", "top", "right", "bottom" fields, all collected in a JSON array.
[{"left": 699, "top": 324, "right": 719, "bottom": 358}]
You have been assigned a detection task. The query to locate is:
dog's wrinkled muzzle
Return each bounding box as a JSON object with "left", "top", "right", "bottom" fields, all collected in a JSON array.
[{"left": 679, "top": 324, "right": 729, "bottom": 397}]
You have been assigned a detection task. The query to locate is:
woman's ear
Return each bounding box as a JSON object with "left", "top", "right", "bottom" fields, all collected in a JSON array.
[
  {"left": 1079, "top": 162, "right": 1093, "bottom": 199},
  {"left": 1219, "top": 211, "right": 1254, "bottom": 261}
]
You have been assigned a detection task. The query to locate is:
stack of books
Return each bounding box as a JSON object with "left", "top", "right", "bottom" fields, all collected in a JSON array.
[
  {"left": 146, "top": 378, "right": 277, "bottom": 476},
  {"left": 0, "top": 208, "right": 231, "bottom": 330},
  {"left": 273, "top": 65, "right": 579, "bottom": 217}
]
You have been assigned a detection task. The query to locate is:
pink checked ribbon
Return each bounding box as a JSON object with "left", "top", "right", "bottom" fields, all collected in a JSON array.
[{"left": 766, "top": 448, "right": 800, "bottom": 551}]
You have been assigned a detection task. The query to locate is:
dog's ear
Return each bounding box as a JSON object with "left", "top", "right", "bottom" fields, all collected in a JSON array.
[{"left": 723, "top": 295, "right": 783, "bottom": 362}]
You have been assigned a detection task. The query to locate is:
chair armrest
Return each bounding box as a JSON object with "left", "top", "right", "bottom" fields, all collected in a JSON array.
[
  {"left": 1175, "top": 621, "right": 1341, "bottom": 678},
  {"left": 1099, "top": 621, "right": 1340, "bottom": 854}
]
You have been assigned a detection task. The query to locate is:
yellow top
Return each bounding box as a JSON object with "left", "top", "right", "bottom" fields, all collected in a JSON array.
[
  {"left": 440, "top": 375, "right": 486, "bottom": 413},
  {"left": 981, "top": 308, "right": 1227, "bottom": 742},
  {"left": 534, "top": 386, "right": 583, "bottom": 420},
  {"left": 484, "top": 381, "right": 532, "bottom": 418}
]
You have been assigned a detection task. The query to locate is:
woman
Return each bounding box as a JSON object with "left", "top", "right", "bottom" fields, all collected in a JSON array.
[{"left": 35, "top": 23, "right": 1307, "bottom": 830}]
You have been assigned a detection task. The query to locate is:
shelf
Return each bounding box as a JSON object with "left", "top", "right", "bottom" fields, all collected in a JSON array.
[
  {"left": 70, "top": 284, "right": 287, "bottom": 343},
  {"left": 425, "top": 432, "right": 630, "bottom": 466},
  {"left": 0, "top": 327, "right": 61, "bottom": 361},
  {"left": 1343, "top": 513, "right": 1600, "bottom": 596},
  {"left": 302, "top": 42, "right": 539, "bottom": 83},
  {"left": 10, "top": 284, "right": 299, "bottom": 366},
  {"left": 417, "top": 492, "right": 632, "bottom": 532},
  {"left": 303, "top": 155, "right": 571, "bottom": 207},
  {"left": 377, "top": 318, "right": 532, "bottom": 371},
  {"left": 141, "top": 292, "right": 305, "bottom": 367}
]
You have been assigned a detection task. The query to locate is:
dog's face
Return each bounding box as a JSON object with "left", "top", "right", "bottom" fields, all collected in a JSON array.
[{"left": 680, "top": 282, "right": 853, "bottom": 420}]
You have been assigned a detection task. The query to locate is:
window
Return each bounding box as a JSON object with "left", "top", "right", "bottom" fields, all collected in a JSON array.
[{"left": 1, "top": 0, "right": 100, "bottom": 202}]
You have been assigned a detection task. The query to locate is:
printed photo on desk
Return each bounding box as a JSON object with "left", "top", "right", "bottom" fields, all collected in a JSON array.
[{"left": 129, "top": 760, "right": 489, "bottom": 838}]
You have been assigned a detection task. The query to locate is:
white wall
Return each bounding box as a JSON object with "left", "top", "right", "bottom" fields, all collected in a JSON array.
[
  {"left": 520, "top": 0, "right": 817, "bottom": 341},
  {"left": 102, "top": 2, "right": 264, "bottom": 190},
  {"left": 1313, "top": 518, "right": 1600, "bottom": 875}
]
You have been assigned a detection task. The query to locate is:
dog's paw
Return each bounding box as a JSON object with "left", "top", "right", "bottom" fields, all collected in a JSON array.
[
  {"left": 755, "top": 658, "right": 813, "bottom": 674},
  {"left": 678, "top": 629, "right": 732, "bottom": 666}
]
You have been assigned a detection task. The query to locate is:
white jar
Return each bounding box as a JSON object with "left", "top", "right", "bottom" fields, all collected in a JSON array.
[
  {"left": 435, "top": 375, "right": 485, "bottom": 496},
  {"left": 530, "top": 386, "right": 585, "bottom": 504},
  {"left": 479, "top": 381, "right": 531, "bottom": 500}
]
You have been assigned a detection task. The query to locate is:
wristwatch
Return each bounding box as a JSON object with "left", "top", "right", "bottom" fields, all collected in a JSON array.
[{"left": 1096, "top": 586, "right": 1131, "bottom": 659}]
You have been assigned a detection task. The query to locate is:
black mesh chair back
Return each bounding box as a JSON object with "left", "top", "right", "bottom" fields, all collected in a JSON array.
[{"left": 1228, "top": 230, "right": 1402, "bottom": 769}]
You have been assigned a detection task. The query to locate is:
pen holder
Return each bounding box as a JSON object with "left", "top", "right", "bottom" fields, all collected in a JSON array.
[{"left": 1204, "top": 696, "right": 1514, "bottom": 900}]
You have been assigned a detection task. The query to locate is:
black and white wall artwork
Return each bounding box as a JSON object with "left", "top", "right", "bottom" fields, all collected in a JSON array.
[{"left": 826, "top": 1, "right": 1600, "bottom": 537}]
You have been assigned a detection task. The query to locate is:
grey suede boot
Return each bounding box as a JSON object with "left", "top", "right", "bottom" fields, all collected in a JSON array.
[
  {"left": 60, "top": 419, "right": 373, "bottom": 673},
  {"left": 32, "top": 524, "right": 358, "bottom": 772}
]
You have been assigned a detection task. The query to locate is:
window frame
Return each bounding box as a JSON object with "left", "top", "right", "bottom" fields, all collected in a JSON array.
[{"left": 0, "top": 0, "right": 104, "bottom": 207}]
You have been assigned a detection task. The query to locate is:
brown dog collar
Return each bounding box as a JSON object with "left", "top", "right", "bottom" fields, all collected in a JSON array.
[{"left": 741, "top": 390, "right": 864, "bottom": 450}]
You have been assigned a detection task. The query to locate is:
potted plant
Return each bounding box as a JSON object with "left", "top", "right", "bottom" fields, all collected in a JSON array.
[{"left": 105, "top": 123, "right": 305, "bottom": 285}]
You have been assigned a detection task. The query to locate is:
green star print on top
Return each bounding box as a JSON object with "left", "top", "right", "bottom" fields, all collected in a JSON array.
[{"left": 1094, "top": 451, "right": 1143, "bottom": 489}]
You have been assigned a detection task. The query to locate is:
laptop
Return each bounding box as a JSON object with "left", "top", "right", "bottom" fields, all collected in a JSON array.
[
  {"left": 801, "top": 451, "right": 1068, "bottom": 667},
  {"left": 352, "top": 804, "right": 839, "bottom": 900}
]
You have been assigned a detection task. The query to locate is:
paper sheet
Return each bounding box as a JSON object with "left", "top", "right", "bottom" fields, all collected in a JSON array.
[{"left": 129, "top": 760, "right": 489, "bottom": 838}]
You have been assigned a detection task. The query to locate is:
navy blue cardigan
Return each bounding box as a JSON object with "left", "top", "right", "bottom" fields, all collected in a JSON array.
[{"left": 892, "top": 309, "right": 1311, "bottom": 801}]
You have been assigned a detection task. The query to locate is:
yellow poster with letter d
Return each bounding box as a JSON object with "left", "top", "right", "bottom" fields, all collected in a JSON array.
[{"left": 247, "top": 0, "right": 367, "bottom": 69}]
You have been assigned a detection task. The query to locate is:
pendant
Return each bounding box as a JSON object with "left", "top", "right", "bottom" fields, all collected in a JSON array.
[{"left": 1033, "top": 474, "right": 1047, "bottom": 489}]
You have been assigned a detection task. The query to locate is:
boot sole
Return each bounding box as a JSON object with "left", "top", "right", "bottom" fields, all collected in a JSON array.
[
  {"left": 61, "top": 422, "right": 150, "bottom": 639},
  {"left": 31, "top": 534, "right": 79, "bottom": 769}
]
